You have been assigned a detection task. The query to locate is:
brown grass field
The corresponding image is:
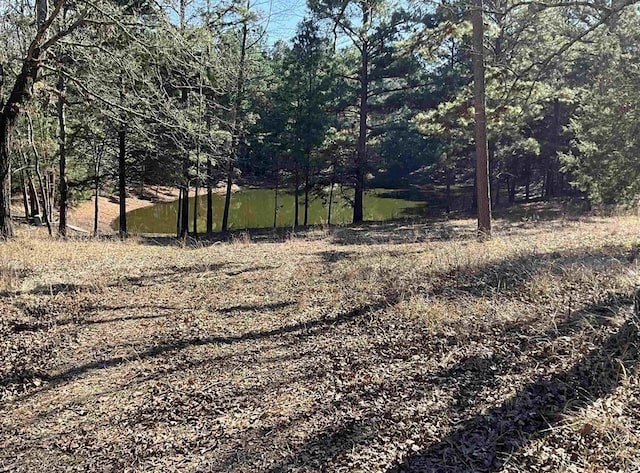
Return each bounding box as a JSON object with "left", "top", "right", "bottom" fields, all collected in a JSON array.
[{"left": 1, "top": 208, "right": 639, "bottom": 472}]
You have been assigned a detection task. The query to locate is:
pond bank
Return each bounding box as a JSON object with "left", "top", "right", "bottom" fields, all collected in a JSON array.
[
  {"left": 69, "top": 183, "right": 240, "bottom": 234},
  {"left": 117, "top": 187, "right": 426, "bottom": 234}
]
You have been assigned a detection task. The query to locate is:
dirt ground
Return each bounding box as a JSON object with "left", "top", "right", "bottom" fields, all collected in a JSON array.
[
  {"left": 68, "top": 191, "right": 170, "bottom": 234},
  {"left": 0, "top": 213, "right": 639, "bottom": 472}
]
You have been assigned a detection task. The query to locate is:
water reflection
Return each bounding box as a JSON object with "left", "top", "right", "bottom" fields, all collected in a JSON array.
[{"left": 113, "top": 188, "right": 426, "bottom": 234}]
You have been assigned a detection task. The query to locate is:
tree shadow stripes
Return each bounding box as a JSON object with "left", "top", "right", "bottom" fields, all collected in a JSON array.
[
  {"left": 261, "top": 292, "right": 639, "bottom": 473},
  {"left": 393, "top": 308, "right": 639, "bottom": 472},
  {"left": 3, "top": 301, "right": 384, "bottom": 403}
]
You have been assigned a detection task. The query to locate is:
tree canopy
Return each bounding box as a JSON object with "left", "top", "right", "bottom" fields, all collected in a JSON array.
[{"left": 1, "top": 0, "right": 639, "bottom": 238}]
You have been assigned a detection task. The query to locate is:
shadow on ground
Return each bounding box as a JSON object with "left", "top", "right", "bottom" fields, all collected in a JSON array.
[
  {"left": 262, "top": 293, "right": 638, "bottom": 473},
  {"left": 394, "top": 307, "right": 639, "bottom": 472},
  {"left": 1, "top": 239, "right": 637, "bottom": 472}
]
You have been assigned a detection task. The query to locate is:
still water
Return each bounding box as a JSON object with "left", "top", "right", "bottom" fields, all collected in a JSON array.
[{"left": 113, "top": 187, "right": 425, "bottom": 234}]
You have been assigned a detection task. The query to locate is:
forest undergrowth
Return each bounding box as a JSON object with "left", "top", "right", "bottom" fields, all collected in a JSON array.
[{"left": 1, "top": 212, "right": 639, "bottom": 472}]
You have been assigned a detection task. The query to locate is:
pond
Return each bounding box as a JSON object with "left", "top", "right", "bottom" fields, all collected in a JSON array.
[{"left": 113, "top": 187, "right": 426, "bottom": 234}]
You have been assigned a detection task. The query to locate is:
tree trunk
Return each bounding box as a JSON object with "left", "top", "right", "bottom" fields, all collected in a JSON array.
[
  {"left": 222, "top": 3, "right": 248, "bottom": 233},
  {"left": 303, "top": 151, "right": 310, "bottom": 226},
  {"left": 0, "top": 118, "right": 12, "bottom": 238},
  {"left": 20, "top": 151, "right": 39, "bottom": 219},
  {"left": 0, "top": 21, "right": 39, "bottom": 238},
  {"left": 445, "top": 169, "right": 452, "bottom": 214},
  {"left": 221, "top": 168, "right": 232, "bottom": 232},
  {"left": 525, "top": 158, "right": 531, "bottom": 201},
  {"left": 27, "top": 176, "right": 40, "bottom": 217},
  {"left": 542, "top": 151, "right": 548, "bottom": 200},
  {"left": 354, "top": 38, "right": 369, "bottom": 224},
  {"left": 57, "top": 70, "right": 68, "bottom": 238},
  {"left": 178, "top": 0, "right": 191, "bottom": 238},
  {"left": 27, "top": 113, "right": 51, "bottom": 235},
  {"left": 327, "top": 180, "right": 334, "bottom": 226},
  {"left": 542, "top": 99, "right": 562, "bottom": 201},
  {"left": 551, "top": 97, "right": 561, "bottom": 198},
  {"left": 93, "top": 186, "right": 99, "bottom": 236},
  {"left": 176, "top": 188, "right": 183, "bottom": 238},
  {"left": 34, "top": 159, "right": 52, "bottom": 236},
  {"left": 193, "top": 160, "right": 199, "bottom": 237},
  {"left": 93, "top": 156, "right": 100, "bottom": 236},
  {"left": 545, "top": 162, "right": 554, "bottom": 199},
  {"left": 472, "top": 0, "right": 492, "bottom": 237},
  {"left": 0, "top": 1, "right": 56, "bottom": 239},
  {"left": 180, "top": 183, "right": 189, "bottom": 239},
  {"left": 47, "top": 171, "right": 55, "bottom": 222},
  {"left": 273, "top": 163, "right": 279, "bottom": 228},
  {"left": 294, "top": 166, "right": 300, "bottom": 227},
  {"left": 206, "top": 113, "right": 213, "bottom": 234},
  {"left": 508, "top": 176, "right": 516, "bottom": 204},
  {"left": 118, "top": 122, "right": 127, "bottom": 238},
  {"left": 21, "top": 172, "right": 31, "bottom": 220},
  {"left": 206, "top": 155, "right": 213, "bottom": 234}
]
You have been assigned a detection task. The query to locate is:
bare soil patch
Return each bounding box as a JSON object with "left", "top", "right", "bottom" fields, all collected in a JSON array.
[{"left": 68, "top": 183, "right": 240, "bottom": 234}]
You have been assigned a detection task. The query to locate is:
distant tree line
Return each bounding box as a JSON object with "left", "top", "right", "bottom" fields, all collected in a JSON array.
[{"left": 1, "top": 0, "right": 639, "bottom": 239}]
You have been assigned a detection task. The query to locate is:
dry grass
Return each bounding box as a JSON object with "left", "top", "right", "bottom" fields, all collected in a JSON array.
[{"left": 0, "top": 212, "right": 639, "bottom": 472}]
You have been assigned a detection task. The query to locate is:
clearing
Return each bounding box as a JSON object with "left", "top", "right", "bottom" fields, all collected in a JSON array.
[{"left": 1, "top": 211, "right": 639, "bottom": 472}]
